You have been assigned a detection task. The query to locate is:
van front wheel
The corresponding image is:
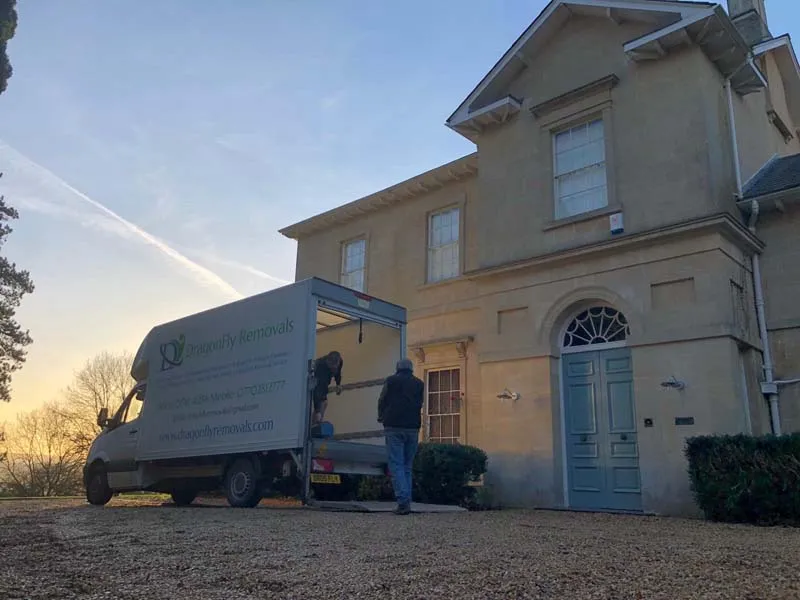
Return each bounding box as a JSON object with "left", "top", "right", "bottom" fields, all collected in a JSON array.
[
  {"left": 86, "top": 465, "right": 113, "bottom": 506},
  {"left": 224, "top": 458, "right": 261, "bottom": 508}
]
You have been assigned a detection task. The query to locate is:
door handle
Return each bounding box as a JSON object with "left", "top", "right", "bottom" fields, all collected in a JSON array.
[
  {"left": 620, "top": 433, "right": 628, "bottom": 441},
  {"left": 129, "top": 429, "right": 138, "bottom": 435},
  {"left": 580, "top": 434, "right": 588, "bottom": 442}
]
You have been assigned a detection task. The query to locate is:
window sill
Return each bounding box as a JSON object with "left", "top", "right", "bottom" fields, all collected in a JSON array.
[
  {"left": 543, "top": 204, "right": 622, "bottom": 232},
  {"left": 418, "top": 275, "right": 465, "bottom": 291}
]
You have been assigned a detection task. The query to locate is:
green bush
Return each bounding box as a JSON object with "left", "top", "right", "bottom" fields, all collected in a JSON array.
[
  {"left": 462, "top": 483, "right": 498, "bottom": 511},
  {"left": 412, "top": 442, "right": 488, "bottom": 507},
  {"left": 356, "top": 475, "right": 394, "bottom": 502},
  {"left": 685, "top": 434, "right": 800, "bottom": 525},
  {"left": 354, "top": 443, "right": 489, "bottom": 507}
]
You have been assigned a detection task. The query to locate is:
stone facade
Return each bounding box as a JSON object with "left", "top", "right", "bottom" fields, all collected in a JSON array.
[{"left": 280, "top": 1, "right": 800, "bottom": 515}]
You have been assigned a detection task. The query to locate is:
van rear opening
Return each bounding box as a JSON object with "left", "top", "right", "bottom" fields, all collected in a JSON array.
[
  {"left": 305, "top": 302, "right": 401, "bottom": 492},
  {"left": 314, "top": 306, "right": 399, "bottom": 442}
]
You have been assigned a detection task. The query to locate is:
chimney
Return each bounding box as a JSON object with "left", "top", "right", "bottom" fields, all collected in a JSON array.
[{"left": 727, "top": 0, "right": 771, "bottom": 45}]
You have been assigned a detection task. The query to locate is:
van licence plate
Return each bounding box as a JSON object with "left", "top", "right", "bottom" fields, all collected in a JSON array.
[{"left": 310, "top": 473, "right": 341, "bottom": 485}]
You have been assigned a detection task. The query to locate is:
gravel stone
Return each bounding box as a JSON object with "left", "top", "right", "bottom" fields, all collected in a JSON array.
[{"left": 1, "top": 497, "right": 799, "bottom": 599}]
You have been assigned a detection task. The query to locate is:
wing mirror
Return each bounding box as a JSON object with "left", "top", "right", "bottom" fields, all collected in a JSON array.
[{"left": 97, "top": 407, "right": 109, "bottom": 428}]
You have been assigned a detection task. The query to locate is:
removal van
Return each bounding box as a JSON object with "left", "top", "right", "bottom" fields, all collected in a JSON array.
[{"left": 83, "top": 278, "right": 406, "bottom": 508}]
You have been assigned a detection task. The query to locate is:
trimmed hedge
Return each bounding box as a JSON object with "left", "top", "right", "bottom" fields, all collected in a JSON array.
[
  {"left": 357, "top": 442, "right": 489, "bottom": 507},
  {"left": 686, "top": 434, "right": 800, "bottom": 525},
  {"left": 413, "top": 442, "right": 487, "bottom": 506}
]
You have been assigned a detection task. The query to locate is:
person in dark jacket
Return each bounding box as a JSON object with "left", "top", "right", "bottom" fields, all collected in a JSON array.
[
  {"left": 312, "top": 351, "right": 343, "bottom": 425},
  {"left": 377, "top": 358, "right": 424, "bottom": 515}
]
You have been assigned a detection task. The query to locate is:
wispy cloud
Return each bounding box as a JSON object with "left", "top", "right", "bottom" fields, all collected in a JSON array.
[
  {"left": 188, "top": 251, "right": 291, "bottom": 286},
  {"left": 0, "top": 140, "right": 244, "bottom": 300},
  {"left": 320, "top": 89, "right": 347, "bottom": 111}
]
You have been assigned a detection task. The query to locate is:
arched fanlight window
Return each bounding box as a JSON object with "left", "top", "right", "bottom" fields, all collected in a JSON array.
[{"left": 563, "top": 306, "right": 629, "bottom": 350}]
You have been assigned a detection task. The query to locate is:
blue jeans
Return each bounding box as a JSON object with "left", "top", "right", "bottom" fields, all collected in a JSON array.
[{"left": 384, "top": 428, "right": 419, "bottom": 507}]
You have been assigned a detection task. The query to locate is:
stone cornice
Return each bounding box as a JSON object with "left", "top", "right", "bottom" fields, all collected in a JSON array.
[
  {"left": 279, "top": 153, "right": 477, "bottom": 240},
  {"left": 465, "top": 213, "right": 764, "bottom": 280}
]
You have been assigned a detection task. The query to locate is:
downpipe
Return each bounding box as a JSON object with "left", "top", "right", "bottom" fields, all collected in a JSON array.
[
  {"left": 726, "top": 73, "right": 781, "bottom": 435},
  {"left": 748, "top": 200, "right": 781, "bottom": 435},
  {"left": 725, "top": 79, "right": 743, "bottom": 193}
]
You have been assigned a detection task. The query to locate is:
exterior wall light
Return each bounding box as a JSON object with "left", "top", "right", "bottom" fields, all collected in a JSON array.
[
  {"left": 660, "top": 376, "right": 686, "bottom": 391},
  {"left": 497, "top": 389, "right": 520, "bottom": 402}
]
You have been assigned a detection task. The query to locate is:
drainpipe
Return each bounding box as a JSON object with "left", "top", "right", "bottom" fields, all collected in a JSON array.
[
  {"left": 748, "top": 202, "right": 781, "bottom": 435},
  {"left": 726, "top": 74, "right": 781, "bottom": 434},
  {"left": 725, "top": 79, "right": 743, "bottom": 193}
]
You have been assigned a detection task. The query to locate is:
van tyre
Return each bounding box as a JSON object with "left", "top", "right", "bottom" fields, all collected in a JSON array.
[
  {"left": 225, "top": 458, "right": 261, "bottom": 508},
  {"left": 171, "top": 488, "right": 198, "bottom": 506},
  {"left": 86, "top": 465, "right": 113, "bottom": 506}
]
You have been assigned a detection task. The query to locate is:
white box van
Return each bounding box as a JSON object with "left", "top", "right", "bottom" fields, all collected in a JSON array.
[{"left": 83, "top": 278, "right": 405, "bottom": 508}]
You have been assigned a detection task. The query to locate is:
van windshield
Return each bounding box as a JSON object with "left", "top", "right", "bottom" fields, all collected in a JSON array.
[{"left": 124, "top": 396, "right": 143, "bottom": 424}]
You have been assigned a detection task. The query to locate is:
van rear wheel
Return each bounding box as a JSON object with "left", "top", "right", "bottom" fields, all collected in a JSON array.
[
  {"left": 86, "top": 465, "right": 113, "bottom": 506},
  {"left": 224, "top": 458, "right": 261, "bottom": 508},
  {"left": 170, "top": 488, "right": 198, "bottom": 506}
]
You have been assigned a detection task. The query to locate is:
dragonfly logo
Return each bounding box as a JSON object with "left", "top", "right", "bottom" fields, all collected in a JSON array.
[{"left": 160, "top": 334, "right": 186, "bottom": 371}]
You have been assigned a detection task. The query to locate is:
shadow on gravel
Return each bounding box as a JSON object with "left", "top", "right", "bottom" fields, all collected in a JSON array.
[{"left": 92, "top": 500, "right": 307, "bottom": 512}]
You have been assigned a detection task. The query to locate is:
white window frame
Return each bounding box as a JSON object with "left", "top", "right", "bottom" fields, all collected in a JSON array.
[
  {"left": 340, "top": 238, "right": 366, "bottom": 293},
  {"left": 427, "top": 207, "right": 460, "bottom": 283},
  {"left": 425, "top": 367, "right": 462, "bottom": 444},
  {"left": 553, "top": 117, "right": 608, "bottom": 220}
]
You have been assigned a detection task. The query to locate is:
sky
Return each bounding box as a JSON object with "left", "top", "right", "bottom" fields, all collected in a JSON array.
[{"left": 1, "top": 1, "right": 798, "bottom": 421}]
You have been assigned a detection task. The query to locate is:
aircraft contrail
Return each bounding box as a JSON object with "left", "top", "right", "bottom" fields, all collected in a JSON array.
[
  {"left": 0, "top": 141, "right": 244, "bottom": 300},
  {"left": 187, "top": 251, "right": 292, "bottom": 286}
]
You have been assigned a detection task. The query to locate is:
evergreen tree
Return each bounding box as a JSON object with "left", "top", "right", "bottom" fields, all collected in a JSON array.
[
  {"left": 0, "top": 175, "right": 34, "bottom": 402},
  {"left": 0, "top": 0, "right": 16, "bottom": 94},
  {"left": 0, "top": 0, "right": 33, "bottom": 402}
]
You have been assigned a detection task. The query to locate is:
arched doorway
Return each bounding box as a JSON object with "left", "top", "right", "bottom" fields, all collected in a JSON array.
[{"left": 560, "top": 306, "right": 642, "bottom": 512}]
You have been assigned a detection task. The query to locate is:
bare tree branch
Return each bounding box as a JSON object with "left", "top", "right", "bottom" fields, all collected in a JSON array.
[
  {"left": 58, "top": 350, "right": 134, "bottom": 459},
  {"left": 0, "top": 350, "right": 134, "bottom": 496},
  {"left": 0, "top": 402, "right": 83, "bottom": 496}
]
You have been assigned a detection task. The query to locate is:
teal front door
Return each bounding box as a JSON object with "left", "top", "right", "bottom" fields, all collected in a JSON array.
[{"left": 563, "top": 347, "right": 641, "bottom": 512}]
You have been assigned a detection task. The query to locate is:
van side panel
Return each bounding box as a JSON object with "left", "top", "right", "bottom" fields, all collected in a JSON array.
[{"left": 136, "top": 281, "right": 311, "bottom": 461}]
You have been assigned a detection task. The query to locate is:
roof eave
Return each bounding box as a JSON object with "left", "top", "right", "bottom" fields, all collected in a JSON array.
[
  {"left": 279, "top": 154, "right": 478, "bottom": 240},
  {"left": 753, "top": 34, "right": 793, "bottom": 57},
  {"left": 445, "top": 0, "right": 561, "bottom": 128},
  {"left": 738, "top": 186, "right": 800, "bottom": 214},
  {"left": 624, "top": 6, "right": 765, "bottom": 95},
  {"left": 447, "top": 0, "right": 714, "bottom": 127},
  {"left": 446, "top": 95, "right": 522, "bottom": 142},
  {"left": 742, "top": 153, "right": 780, "bottom": 191},
  {"left": 753, "top": 35, "right": 800, "bottom": 127}
]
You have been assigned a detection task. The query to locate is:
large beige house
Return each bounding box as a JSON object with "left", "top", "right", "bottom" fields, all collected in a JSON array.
[{"left": 280, "top": 0, "right": 800, "bottom": 515}]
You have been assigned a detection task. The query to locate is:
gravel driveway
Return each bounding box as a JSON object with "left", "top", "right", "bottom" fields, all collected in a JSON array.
[{"left": 1, "top": 497, "right": 799, "bottom": 600}]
